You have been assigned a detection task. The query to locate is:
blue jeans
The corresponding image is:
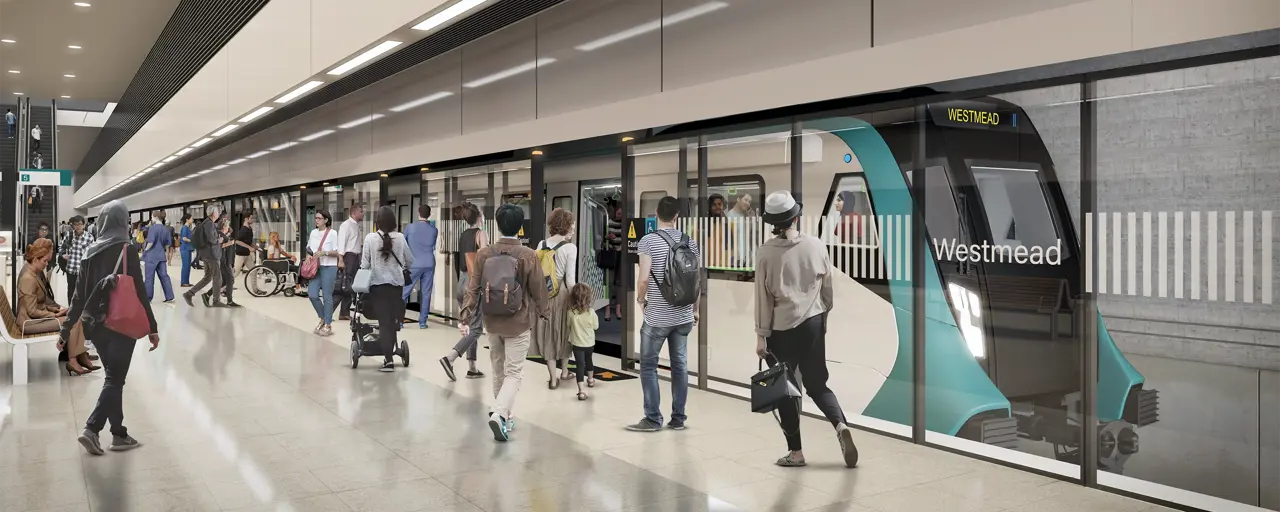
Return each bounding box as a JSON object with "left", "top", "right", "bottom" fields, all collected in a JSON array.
[
  {"left": 639, "top": 321, "right": 693, "bottom": 425},
  {"left": 143, "top": 258, "right": 174, "bottom": 302},
  {"left": 180, "top": 249, "right": 193, "bottom": 285},
  {"left": 402, "top": 266, "right": 435, "bottom": 327},
  {"left": 308, "top": 265, "right": 338, "bottom": 325}
]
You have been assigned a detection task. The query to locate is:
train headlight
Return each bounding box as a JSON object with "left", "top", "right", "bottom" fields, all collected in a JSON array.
[{"left": 947, "top": 283, "right": 986, "bottom": 359}]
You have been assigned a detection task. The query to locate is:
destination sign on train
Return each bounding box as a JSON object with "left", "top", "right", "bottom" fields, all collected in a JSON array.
[{"left": 929, "top": 102, "right": 1019, "bottom": 131}]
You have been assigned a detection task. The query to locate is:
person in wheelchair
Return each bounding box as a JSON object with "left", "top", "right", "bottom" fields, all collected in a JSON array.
[{"left": 265, "top": 232, "right": 304, "bottom": 295}]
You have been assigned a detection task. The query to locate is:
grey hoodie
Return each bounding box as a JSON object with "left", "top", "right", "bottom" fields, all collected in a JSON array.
[{"left": 754, "top": 232, "right": 833, "bottom": 338}]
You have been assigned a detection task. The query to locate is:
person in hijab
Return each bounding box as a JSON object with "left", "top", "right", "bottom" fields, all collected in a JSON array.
[{"left": 62, "top": 200, "right": 160, "bottom": 456}]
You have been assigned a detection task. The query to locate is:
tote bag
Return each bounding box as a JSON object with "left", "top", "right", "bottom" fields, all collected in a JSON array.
[
  {"left": 301, "top": 229, "right": 329, "bottom": 279},
  {"left": 750, "top": 356, "right": 801, "bottom": 414},
  {"left": 105, "top": 245, "right": 151, "bottom": 339}
]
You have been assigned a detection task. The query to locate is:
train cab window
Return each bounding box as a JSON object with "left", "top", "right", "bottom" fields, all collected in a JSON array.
[
  {"left": 966, "top": 161, "right": 1066, "bottom": 257},
  {"left": 639, "top": 191, "right": 669, "bottom": 218},
  {"left": 821, "top": 175, "right": 879, "bottom": 246},
  {"left": 904, "top": 165, "right": 970, "bottom": 246}
]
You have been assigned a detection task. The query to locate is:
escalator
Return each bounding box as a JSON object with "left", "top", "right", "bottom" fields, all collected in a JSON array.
[{"left": 21, "top": 103, "right": 57, "bottom": 252}]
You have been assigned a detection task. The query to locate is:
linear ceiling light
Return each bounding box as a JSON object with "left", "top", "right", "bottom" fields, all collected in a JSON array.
[
  {"left": 68, "top": 44, "right": 81, "bottom": 49},
  {"left": 270, "top": 141, "right": 298, "bottom": 151},
  {"left": 211, "top": 164, "right": 229, "bottom": 170},
  {"left": 238, "top": 106, "right": 273, "bottom": 123},
  {"left": 298, "top": 129, "right": 335, "bottom": 141},
  {"left": 74, "top": 2, "right": 92, "bottom": 6},
  {"left": 328, "top": 41, "right": 402, "bottom": 76},
  {"left": 576, "top": 1, "right": 727, "bottom": 51},
  {"left": 464, "top": 58, "right": 554, "bottom": 88},
  {"left": 64, "top": 74, "right": 76, "bottom": 78},
  {"left": 7, "top": 70, "right": 19, "bottom": 74},
  {"left": 211, "top": 124, "right": 239, "bottom": 136},
  {"left": 226, "top": 158, "right": 248, "bottom": 165},
  {"left": 389, "top": 91, "right": 453, "bottom": 112},
  {"left": 338, "top": 114, "right": 384, "bottom": 129},
  {"left": 413, "top": 0, "right": 488, "bottom": 31},
  {"left": 246, "top": 150, "right": 271, "bottom": 159},
  {"left": 162, "top": 155, "right": 179, "bottom": 163},
  {"left": 275, "top": 80, "right": 325, "bottom": 104},
  {"left": 1, "top": 39, "right": 15, "bottom": 43},
  {"left": 191, "top": 137, "right": 213, "bottom": 147},
  {"left": 176, "top": 147, "right": 194, "bottom": 156}
]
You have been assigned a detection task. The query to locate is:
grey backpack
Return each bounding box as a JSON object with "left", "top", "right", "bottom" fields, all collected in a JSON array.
[{"left": 481, "top": 250, "right": 523, "bottom": 316}]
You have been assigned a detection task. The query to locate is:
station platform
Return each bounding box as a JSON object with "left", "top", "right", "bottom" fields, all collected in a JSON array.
[{"left": 0, "top": 268, "right": 1171, "bottom": 512}]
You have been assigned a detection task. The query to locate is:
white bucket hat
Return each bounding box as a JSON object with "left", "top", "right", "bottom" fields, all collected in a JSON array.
[{"left": 762, "top": 191, "right": 801, "bottom": 226}]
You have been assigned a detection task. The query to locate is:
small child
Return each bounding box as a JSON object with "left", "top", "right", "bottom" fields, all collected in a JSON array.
[{"left": 567, "top": 283, "right": 599, "bottom": 400}]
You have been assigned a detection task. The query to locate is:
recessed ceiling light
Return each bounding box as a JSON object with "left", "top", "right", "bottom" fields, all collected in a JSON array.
[
  {"left": 7, "top": 70, "right": 20, "bottom": 74},
  {"left": 238, "top": 106, "right": 273, "bottom": 123},
  {"left": 328, "top": 41, "right": 402, "bottom": 76},
  {"left": 0, "top": 39, "right": 15, "bottom": 44},
  {"left": 12, "top": 92, "right": 22, "bottom": 96},
  {"left": 420, "top": 167, "right": 429, "bottom": 171},
  {"left": 191, "top": 137, "right": 213, "bottom": 147},
  {"left": 61, "top": 95, "right": 70, "bottom": 99},
  {"left": 74, "top": 2, "right": 92, "bottom": 7},
  {"left": 68, "top": 45, "right": 82, "bottom": 49},
  {"left": 176, "top": 147, "right": 195, "bottom": 156},
  {"left": 274, "top": 80, "right": 324, "bottom": 104},
  {"left": 162, "top": 155, "right": 179, "bottom": 163},
  {"left": 413, "top": 0, "right": 487, "bottom": 31},
  {"left": 211, "top": 124, "right": 239, "bottom": 136},
  {"left": 64, "top": 74, "right": 76, "bottom": 78}
]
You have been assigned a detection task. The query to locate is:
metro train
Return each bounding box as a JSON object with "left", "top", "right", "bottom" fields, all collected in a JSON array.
[{"left": 421, "top": 96, "right": 1158, "bottom": 471}]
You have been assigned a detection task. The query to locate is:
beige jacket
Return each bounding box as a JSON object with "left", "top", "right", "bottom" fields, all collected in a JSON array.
[{"left": 754, "top": 232, "right": 833, "bottom": 338}]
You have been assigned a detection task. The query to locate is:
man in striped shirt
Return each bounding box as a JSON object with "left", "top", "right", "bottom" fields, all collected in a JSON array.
[{"left": 626, "top": 196, "right": 700, "bottom": 433}]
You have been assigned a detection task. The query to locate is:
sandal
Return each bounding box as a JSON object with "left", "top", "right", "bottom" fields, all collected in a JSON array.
[
  {"left": 548, "top": 378, "right": 559, "bottom": 390},
  {"left": 587, "top": 377, "right": 596, "bottom": 388},
  {"left": 775, "top": 453, "right": 807, "bottom": 467},
  {"left": 577, "top": 391, "right": 588, "bottom": 401}
]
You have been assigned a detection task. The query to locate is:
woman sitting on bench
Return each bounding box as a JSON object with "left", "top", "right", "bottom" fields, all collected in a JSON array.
[{"left": 19, "top": 239, "right": 95, "bottom": 375}]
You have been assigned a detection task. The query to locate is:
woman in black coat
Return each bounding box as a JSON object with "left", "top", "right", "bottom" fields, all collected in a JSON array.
[{"left": 61, "top": 200, "right": 160, "bottom": 455}]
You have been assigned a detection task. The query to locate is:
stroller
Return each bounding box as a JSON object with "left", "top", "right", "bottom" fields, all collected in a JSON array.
[{"left": 348, "top": 284, "right": 410, "bottom": 369}]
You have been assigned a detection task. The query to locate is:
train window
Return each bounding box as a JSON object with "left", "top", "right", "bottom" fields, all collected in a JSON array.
[
  {"left": 639, "top": 191, "right": 669, "bottom": 217},
  {"left": 552, "top": 195, "right": 573, "bottom": 212},
  {"left": 966, "top": 161, "right": 1064, "bottom": 255},
  {"left": 821, "top": 175, "right": 879, "bottom": 246},
  {"left": 904, "top": 165, "right": 970, "bottom": 246}
]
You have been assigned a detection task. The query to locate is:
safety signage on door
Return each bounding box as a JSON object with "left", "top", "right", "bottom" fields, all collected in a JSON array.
[{"left": 625, "top": 218, "right": 656, "bottom": 253}]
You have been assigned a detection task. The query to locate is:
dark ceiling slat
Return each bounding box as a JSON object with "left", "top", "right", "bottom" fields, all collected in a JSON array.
[
  {"left": 92, "top": 0, "right": 566, "bottom": 206},
  {"left": 76, "top": 0, "right": 271, "bottom": 188}
]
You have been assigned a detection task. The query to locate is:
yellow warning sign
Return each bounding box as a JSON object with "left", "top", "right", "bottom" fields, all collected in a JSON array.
[
  {"left": 517, "top": 226, "right": 524, "bottom": 237},
  {"left": 627, "top": 223, "right": 637, "bottom": 239}
]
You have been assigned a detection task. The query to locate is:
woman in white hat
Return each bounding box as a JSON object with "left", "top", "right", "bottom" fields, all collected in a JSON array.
[{"left": 755, "top": 190, "right": 858, "bottom": 468}]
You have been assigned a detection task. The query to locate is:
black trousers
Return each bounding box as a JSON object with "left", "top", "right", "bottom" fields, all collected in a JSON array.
[
  {"left": 336, "top": 253, "right": 360, "bottom": 317},
  {"left": 572, "top": 346, "right": 595, "bottom": 382},
  {"left": 369, "top": 284, "right": 404, "bottom": 363},
  {"left": 765, "top": 312, "right": 846, "bottom": 451},
  {"left": 66, "top": 272, "right": 78, "bottom": 304},
  {"left": 85, "top": 332, "right": 138, "bottom": 437}
]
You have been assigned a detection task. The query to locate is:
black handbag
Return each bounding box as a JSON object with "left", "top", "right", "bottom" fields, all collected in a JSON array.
[
  {"left": 596, "top": 249, "right": 619, "bottom": 270},
  {"left": 751, "top": 355, "right": 801, "bottom": 413}
]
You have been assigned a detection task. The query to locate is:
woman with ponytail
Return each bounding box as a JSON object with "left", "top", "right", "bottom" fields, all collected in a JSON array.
[{"left": 359, "top": 206, "right": 414, "bottom": 373}]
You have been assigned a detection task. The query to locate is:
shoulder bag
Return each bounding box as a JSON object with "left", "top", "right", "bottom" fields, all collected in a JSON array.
[
  {"left": 300, "top": 229, "right": 329, "bottom": 279},
  {"left": 104, "top": 245, "right": 151, "bottom": 339}
]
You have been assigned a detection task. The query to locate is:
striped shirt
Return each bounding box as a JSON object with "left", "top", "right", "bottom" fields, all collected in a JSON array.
[{"left": 638, "top": 227, "right": 700, "bottom": 328}]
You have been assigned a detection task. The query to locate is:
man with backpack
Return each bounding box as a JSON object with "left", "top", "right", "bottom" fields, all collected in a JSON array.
[
  {"left": 627, "top": 196, "right": 701, "bottom": 433},
  {"left": 182, "top": 206, "right": 225, "bottom": 308},
  {"left": 459, "top": 204, "right": 549, "bottom": 442}
]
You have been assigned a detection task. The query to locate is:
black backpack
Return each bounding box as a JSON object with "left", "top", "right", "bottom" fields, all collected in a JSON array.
[
  {"left": 651, "top": 230, "right": 700, "bottom": 307},
  {"left": 192, "top": 220, "right": 210, "bottom": 250}
]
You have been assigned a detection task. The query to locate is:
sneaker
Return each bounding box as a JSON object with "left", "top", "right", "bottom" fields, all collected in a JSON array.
[
  {"left": 625, "top": 418, "right": 663, "bottom": 432},
  {"left": 226, "top": 301, "right": 243, "bottom": 308},
  {"left": 380, "top": 361, "right": 395, "bottom": 373},
  {"left": 162, "top": 298, "right": 175, "bottom": 304},
  {"left": 439, "top": 357, "right": 456, "bottom": 381},
  {"left": 109, "top": 435, "right": 142, "bottom": 452},
  {"left": 419, "top": 324, "right": 429, "bottom": 330},
  {"left": 209, "top": 302, "right": 226, "bottom": 308},
  {"left": 201, "top": 293, "right": 211, "bottom": 307},
  {"left": 667, "top": 419, "right": 686, "bottom": 431},
  {"left": 182, "top": 293, "right": 194, "bottom": 307},
  {"left": 465, "top": 370, "right": 485, "bottom": 379},
  {"left": 77, "top": 429, "right": 104, "bottom": 456},
  {"left": 836, "top": 424, "right": 859, "bottom": 468},
  {"left": 488, "top": 414, "right": 509, "bottom": 442},
  {"left": 507, "top": 418, "right": 516, "bottom": 432}
]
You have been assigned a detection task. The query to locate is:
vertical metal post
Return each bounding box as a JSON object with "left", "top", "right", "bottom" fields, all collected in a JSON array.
[
  {"left": 696, "top": 135, "right": 709, "bottom": 384},
  {"left": 379, "top": 175, "right": 389, "bottom": 208},
  {"left": 1079, "top": 79, "right": 1100, "bottom": 486},
  {"left": 620, "top": 142, "right": 636, "bottom": 370},
  {"left": 790, "top": 122, "right": 803, "bottom": 202},
  {"left": 486, "top": 172, "right": 496, "bottom": 221},
  {"left": 530, "top": 152, "right": 546, "bottom": 248},
  {"left": 911, "top": 104, "right": 928, "bottom": 444},
  {"left": 677, "top": 139, "right": 689, "bottom": 217}
]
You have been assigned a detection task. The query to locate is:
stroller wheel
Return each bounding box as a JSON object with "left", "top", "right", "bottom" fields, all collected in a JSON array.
[
  {"left": 400, "top": 340, "right": 410, "bottom": 367},
  {"left": 349, "top": 341, "right": 361, "bottom": 369}
]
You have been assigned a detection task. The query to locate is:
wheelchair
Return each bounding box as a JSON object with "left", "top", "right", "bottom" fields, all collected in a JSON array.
[{"left": 244, "top": 250, "right": 301, "bottom": 298}]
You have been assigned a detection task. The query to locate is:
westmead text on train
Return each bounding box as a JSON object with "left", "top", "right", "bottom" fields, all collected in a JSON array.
[{"left": 932, "top": 238, "right": 1063, "bottom": 265}]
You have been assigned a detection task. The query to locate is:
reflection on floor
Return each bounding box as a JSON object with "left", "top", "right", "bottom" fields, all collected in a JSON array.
[{"left": 0, "top": 270, "right": 1173, "bottom": 511}]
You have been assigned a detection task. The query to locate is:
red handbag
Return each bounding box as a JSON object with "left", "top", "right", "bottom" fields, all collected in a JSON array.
[
  {"left": 300, "top": 228, "right": 330, "bottom": 279},
  {"left": 104, "top": 245, "right": 151, "bottom": 339}
]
